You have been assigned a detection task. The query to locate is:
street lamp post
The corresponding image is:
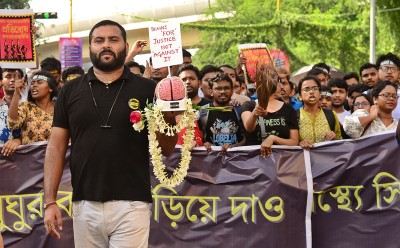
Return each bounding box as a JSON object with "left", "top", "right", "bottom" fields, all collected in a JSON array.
[
  {"left": 370, "top": 0, "right": 376, "bottom": 63},
  {"left": 69, "top": 0, "right": 73, "bottom": 38}
]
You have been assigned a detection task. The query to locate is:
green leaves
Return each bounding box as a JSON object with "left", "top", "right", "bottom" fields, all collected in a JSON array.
[{"left": 192, "top": 0, "right": 399, "bottom": 74}]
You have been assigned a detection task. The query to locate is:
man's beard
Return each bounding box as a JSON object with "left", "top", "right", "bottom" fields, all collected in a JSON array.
[
  {"left": 214, "top": 96, "right": 230, "bottom": 106},
  {"left": 90, "top": 48, "right": 126, "bottom": 72},
  {"left": 187, "top": 87, "right": 198, "bottom": 99},
  {"left": 4, "top": 89, "right": 14, "bottom": 96},
  {"left": 331, "top": 102, "right": 344, "bottom": 108}
]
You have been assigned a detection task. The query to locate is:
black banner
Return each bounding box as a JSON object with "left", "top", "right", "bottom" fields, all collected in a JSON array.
[
  {"left": 3, "top": 132, "right": 398, "bottom": 247},
  {"left": 311, "top": 132, "right": 400, "bottom": 248},
  {"left": 149, "top": 147, "right": 309, "bottom": 247}
]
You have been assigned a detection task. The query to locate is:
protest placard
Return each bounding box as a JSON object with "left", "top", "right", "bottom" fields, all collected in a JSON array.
[
  {"left": 238, "top": 43, "right": 274, "bottom": 84},
  {"left": 148, "top": 22, "right": 183, "bottom": 69},
  {"left": 59, "top": 37, "right": 83, "bottom": 70},
  {"left": 270, "top": 49, "right": 290, "bottom": 73},
  {"left": 0, "top": 9, "right": 36, "bottom": 68}
]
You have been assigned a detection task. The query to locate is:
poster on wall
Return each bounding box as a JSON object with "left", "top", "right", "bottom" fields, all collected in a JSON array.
[{"left": 0, "top": 9, "right": 36, "bottom": 68}]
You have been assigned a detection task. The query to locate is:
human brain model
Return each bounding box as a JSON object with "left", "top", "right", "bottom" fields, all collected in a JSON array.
[{"left": 156, "top": 77, "right": 186, "bottom": 101}]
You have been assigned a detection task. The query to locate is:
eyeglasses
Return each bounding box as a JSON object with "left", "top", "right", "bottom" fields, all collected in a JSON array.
[
  {"left": 301, "top": 86, "right": 319, "bottom": 93},
  {"left": 213, "top": 86, "right": 232, "bottom": 92},
  {"left": 379, "top": 66, "right": 399, "bottom": 73},
  {"left": 354, "top": 101, "right": 370, "bottom": 108},
  {"left": 378, "top": 93, "right": 399, "bottom": 100}
]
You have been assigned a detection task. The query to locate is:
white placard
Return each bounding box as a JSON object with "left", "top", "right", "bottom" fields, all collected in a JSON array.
[{"left": 148, "top": 22, "right": 183, "bottom": 69}]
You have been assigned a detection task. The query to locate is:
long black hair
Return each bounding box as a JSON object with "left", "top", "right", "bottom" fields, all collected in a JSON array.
[{"left": 351, "top": 94, "right": 373, "bottom": 113}]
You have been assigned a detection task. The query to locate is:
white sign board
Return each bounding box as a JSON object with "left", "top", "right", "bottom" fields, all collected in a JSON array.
[{"left": 148, "top": 22, "right": 183, "bottom": 69}]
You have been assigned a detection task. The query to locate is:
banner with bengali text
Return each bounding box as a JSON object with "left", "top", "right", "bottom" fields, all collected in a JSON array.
[
  {"left": 0, "top": 9, "right": 36, "bottom": 68},
  {"left": 1, "top": 132, "right": 398, "bottom": 247},
  {"left": 0, "top": 143, "right": 309, "bottom": 248},
  {"left": 310, "top": 132, "right": 400, "bottom": 248}
]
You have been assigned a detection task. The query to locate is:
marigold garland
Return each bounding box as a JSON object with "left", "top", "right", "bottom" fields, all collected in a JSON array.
[{"left": 145, "top": 99, "right": 196, "bottom": 187}]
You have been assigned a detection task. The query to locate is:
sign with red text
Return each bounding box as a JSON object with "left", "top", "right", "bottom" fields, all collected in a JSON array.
[
  {"left": 148, "top": 22, "right": 183, "bottom": 69},
  {"left": 59, "top": 37, "right": 83, "bottom": 70},
  {"left": 238, "top": 43, "right": 274, "bottom": 84},
  {"left": 0, "top": 9, "right": 36, "bottom": 68}
]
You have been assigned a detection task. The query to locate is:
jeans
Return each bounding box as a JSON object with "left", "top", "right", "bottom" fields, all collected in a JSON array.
[{"left": 72, "top": 200, "right": 151, "bottom": 248}]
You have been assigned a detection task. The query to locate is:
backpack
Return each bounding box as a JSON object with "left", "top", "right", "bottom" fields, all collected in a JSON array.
[
  {"left": 199, "top": 103, "right": 242, "bottom": 142},
  {"left": 296, "top": 108, "right": 335, "bottom": 132}
]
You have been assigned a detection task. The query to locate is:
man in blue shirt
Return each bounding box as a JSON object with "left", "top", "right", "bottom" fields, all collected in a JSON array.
[
  {"left": 278, "top": 68, "right": 302, "bottom": 109},
  {"left": 0, "top": 68, "right": 22, "bottom": 156}
]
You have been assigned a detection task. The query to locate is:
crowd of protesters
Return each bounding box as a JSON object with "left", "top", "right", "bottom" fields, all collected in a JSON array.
[
  {"left": 0, "top": 58, "right": 85, "bottom": 156},
  {"left": 1, "top": 48, "right": 400, "bottom": 158},
  {"left": 169, "top": 51, "right": 400, "bottom": 154}
]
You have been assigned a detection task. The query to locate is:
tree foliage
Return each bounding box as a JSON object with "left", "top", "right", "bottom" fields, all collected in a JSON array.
[
  {"left": 186, "top": 0, "right": 399, "bottom": 74},
  {"left": 0, "top": 0, "right": 30, "bottom": 9}
]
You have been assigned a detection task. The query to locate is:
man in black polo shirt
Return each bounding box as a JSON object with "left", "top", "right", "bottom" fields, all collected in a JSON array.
[{"left": 43, "top": 20, "right": 178, "bottom": 247}]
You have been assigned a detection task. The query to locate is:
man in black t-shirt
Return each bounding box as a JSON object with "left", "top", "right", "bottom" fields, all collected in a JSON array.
[
  {"left": 43, "top": 20, "right": 179, "bottom": 247},
  {"left": 200, "top": 73, "right": 246, "bottom": 153}
]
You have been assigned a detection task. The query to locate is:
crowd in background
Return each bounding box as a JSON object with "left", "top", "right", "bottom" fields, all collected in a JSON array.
[{"left": 1, "top": 44, "right": 399, "bottom": 158}]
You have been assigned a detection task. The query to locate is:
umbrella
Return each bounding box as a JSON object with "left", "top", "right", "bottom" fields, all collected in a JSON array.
[{"left": 290, "top": 65, "right": 345, "bottom": 84}]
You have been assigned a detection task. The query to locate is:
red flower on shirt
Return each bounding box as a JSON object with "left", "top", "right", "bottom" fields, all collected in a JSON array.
[{"left": 130, "top": 111, "right": 142, "bottom": 124}]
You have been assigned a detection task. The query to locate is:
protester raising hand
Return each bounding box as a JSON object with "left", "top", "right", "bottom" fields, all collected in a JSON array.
[
  {"left": 142, "top": 60, "right": 152, "bottom": 79},
  {"left": 7, "top": 75, "right": 26, "bottom": 121},
  {"left": 7, "top": 70, "right": 56, "bottom": 145},
  {"left": 125, "top": 40, "right": 148, "bottom": 63},
  {"left": 14, "top": 75, "right": 27, "bottom": 95}
]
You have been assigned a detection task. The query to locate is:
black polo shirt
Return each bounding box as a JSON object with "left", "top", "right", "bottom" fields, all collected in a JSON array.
[{"left": 53, "top": 66, "right": 156, "bottom": 202}]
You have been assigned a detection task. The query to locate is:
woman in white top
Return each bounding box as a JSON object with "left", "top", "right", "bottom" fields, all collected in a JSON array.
[
  {"left": 344, "top": 81, "right": 398, "bottom": 138},
  {"left": 350, "top": 93, "right": 373, "bottom": 113}
]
